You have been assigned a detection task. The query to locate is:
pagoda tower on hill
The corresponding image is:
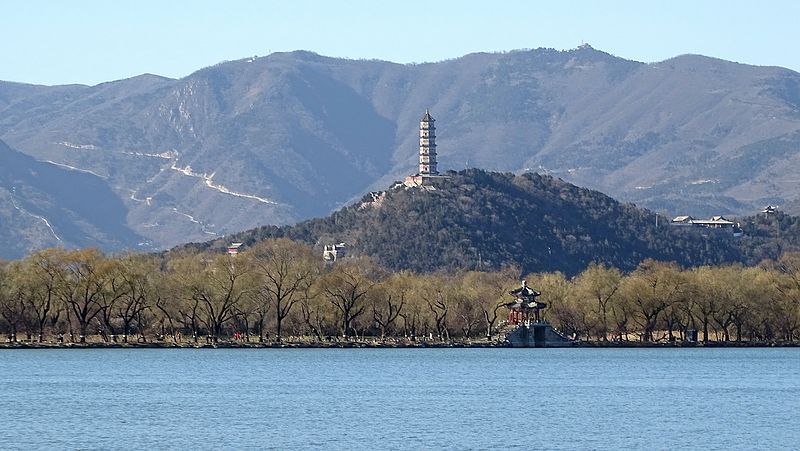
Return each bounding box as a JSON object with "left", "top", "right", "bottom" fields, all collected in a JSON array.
[
  {"left": 418, "top": 109, "right": 438, "bottom": 175},
  {"left": 404, "top": 109, "right": 446, "bottom": 187}
]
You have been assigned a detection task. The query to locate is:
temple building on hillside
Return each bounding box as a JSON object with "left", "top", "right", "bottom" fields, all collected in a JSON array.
[
  {"left": 323, "top": 242, "right": 346, "bottom": 262},
  {"left": 670, "top": 215, "right": 743, "bottom": 237},
  {"left": 227, "top": 242, "right": 243, "bottom": 255},
  {"left": 404, "top": 109, "right": 448, "bottom": 187}
]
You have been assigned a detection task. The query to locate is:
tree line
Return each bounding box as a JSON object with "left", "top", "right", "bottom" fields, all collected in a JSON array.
[{"left": 1, "top": 238, "right": 798, "bottom": 345}]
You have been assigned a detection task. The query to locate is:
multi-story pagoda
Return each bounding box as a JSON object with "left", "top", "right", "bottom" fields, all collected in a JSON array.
[
  {"left": 418, "top": 109, "right": 438, "bottom": 175},
  {"left": 404, "top": 109, "right": 446, "bottom": 187}
]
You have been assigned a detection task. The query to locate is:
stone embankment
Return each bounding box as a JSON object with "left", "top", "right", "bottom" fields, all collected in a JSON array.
[{"left": 1, "top": 339, "right": 796, "bottom": 349}]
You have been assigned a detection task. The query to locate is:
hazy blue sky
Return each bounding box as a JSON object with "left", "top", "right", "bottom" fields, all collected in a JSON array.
[{"left": 2, "top": 0, "right": 798, "bottom": 86}]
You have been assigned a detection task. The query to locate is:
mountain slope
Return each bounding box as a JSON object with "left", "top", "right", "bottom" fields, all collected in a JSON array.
[
  {"left": 2, "top": 47, "right": 800, "bottom": 251},
  {"left": 0, "top": 139, "right": 142, "bottom": 259},
  {"left": 190, "top": 170, "right": 744, "bottom": 275}
]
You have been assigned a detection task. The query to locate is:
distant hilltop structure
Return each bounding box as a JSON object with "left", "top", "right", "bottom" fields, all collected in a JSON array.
[
  {"left": 404, "top": 109, "right": 448, "bottom": 187},
  {"left": 323, "top": 242, "right": 346, "bottom": 262},
  {"left": 670, "top": 215, "right": 743, "bottom": 237},
  {"left": 762, "top": 205, "right": 778, "bottom": 216},
  {"left": 328, "top": 111, "right": 444, "bottom": 259},
  {"left": 227, "top": 242, "right": 243, "bottom": 255},
  {"left": 670, "top": 215, "right": 737, "bottom": 228},
  {"left": 418, "top": 109, "right": 438, "bottom": 176}
]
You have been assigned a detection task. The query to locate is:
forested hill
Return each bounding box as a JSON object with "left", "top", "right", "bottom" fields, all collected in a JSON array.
[{"left": 188, "top": 170, "right": 754, "bottom": 275}]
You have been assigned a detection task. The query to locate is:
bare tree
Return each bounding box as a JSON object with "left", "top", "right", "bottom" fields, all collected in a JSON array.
[
  {"left": 371, "top": 272, "right": 412, "bottom": 340},
  {"left": 23, "top": 250, "right": 63, "bottom": 342},
  {"left": 248, "top": 239, "right": 319, "bottom": 342},
  {"left": 419, "top": 274, "right": 453, "bottom": 341},
  {"left": 300, "top": 295, "right": 325, "bottom": 342},
  {"left": 112, "top": 254, "right": 160, "bottom": 342},
  {"left": 462, "top": 269, "right": 517, "bottom": 340},
  {"left": 323, "top": 258, "right": 380, "bottom": 340},
  {"left": 624, "top": 260, "right": 685, "bottom": 342},
  {"left": 170, "top": 252, "right": 254, "bottom": 343},
  {"left": 55, "top": 249, "right": 112, "bottom": 343},
  {"left": 0, "top": 260, "right": 24, "bottom": 342},
  {"left": 572, "top": 263, "right": 621, "bottom": 341}
]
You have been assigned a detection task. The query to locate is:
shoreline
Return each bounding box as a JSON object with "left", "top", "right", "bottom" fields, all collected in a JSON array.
[{"left": 1, "top": 340, "right": 797, "bottom": 349}]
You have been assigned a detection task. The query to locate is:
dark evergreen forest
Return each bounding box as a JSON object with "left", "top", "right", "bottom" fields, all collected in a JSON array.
[{"left": 194, "top": 170, "right": 797, "bottom": 275}]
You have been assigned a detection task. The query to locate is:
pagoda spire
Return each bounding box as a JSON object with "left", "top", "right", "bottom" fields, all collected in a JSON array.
[{"left": 419, "top": 109, "right": 438, "bottom": 175}]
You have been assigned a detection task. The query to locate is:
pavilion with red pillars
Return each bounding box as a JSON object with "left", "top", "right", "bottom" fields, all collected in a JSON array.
[{"left": 505, "top": 280, "right": 547, "bottom": 326}]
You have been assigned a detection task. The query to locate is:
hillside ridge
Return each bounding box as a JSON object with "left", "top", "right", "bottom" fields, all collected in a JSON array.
[
  {"left": 186, "top": 169, "right": 757, "bottom": 275},
  {"left": 0, "top": 139, "right": 143, "bottom": 258}
]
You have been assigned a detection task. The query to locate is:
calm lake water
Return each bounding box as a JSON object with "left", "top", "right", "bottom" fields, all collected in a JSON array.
[{"left": 1, "top": 348, "right": 798, "bottom": 450}]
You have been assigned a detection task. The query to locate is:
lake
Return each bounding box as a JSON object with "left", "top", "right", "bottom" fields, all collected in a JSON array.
[{"left": 1, "top": 348, "right": 798, "bottom": 450}]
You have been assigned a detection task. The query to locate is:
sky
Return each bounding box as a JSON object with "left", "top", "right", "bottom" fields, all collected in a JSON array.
[{"left": 2, "top": 0, "right": 799, "bottom": 86}]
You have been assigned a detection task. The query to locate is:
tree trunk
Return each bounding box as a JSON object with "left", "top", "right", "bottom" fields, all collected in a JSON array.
[
  {"left": 122, "top": 320, "right": 132, "bottom": 343},
  {"left": 37, "top": 320, "right": 46, "bottom": 343},
  {"left": 257, "top": 313, "right": 265, "bottom": 343},
  {"left": 483, "top": 310, "right": 497, "bottom": 340}
]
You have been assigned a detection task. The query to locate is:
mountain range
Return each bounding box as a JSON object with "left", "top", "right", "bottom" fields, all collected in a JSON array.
[
  {"left": 1, "top": 45, "right": 800, "bottom": 257},
  {"left": 0, "top": 139, "right": 141, "bottom": 258}
]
